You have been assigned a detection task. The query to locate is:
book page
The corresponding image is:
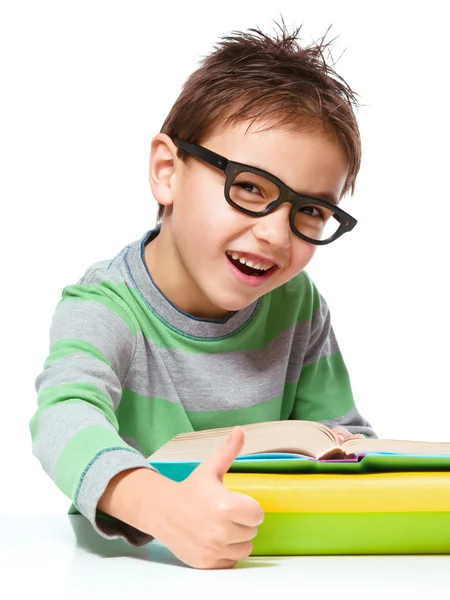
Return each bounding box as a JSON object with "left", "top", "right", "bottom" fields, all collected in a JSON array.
[
  {"left": 342, "top": 437, "right": 450, "bottom": 456},
  {"left": 148, "top": 420, "right": 340, "bottom": 462}
]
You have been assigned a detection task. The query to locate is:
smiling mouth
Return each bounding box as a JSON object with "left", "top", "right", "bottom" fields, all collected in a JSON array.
[{"left": 226, "top": 253, "right": 277, "bottom": 277}]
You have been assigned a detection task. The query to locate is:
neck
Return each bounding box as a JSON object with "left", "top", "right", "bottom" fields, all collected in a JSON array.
[{"left": 144, "top": 222, "right": 232, "bottom": 320}]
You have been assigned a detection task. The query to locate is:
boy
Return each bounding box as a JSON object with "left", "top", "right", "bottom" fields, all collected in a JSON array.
[{"left": 30, "top": 23, "right": 376, "bottom": 569}]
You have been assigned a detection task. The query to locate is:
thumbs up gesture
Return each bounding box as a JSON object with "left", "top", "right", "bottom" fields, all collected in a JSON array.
[{"left": 153, "top": 427, "right": 264, "bottom": 569}]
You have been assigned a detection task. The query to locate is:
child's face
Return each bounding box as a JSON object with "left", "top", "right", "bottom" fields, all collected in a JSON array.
[{"left": 150, "top": 120, "right": 349, "bottom": 319}]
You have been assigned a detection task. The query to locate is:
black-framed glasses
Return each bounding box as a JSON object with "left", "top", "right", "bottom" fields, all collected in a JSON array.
[{"left": 174, "top": 138, "right": 357, "bottom": 245}]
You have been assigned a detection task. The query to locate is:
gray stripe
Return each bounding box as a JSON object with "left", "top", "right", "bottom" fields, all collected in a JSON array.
[
  {"left": 36, "top": 353, "right": 122, "bottom": 411},
  {"left": 319, "top": 407, "right": 377, "bottom": 438},
  {"left": 304, "top": 326, "right": 339, "bottom": 365},
  {"left": 124, "top": 314, "right": 337, "bottom": 412},
  {"left": 32, "top": 402, "right": 117, "bottom": 479},
  {"left": 50, "top": 300, "right": 135, "bottom": 383},
  {"left": 77, "top": 449, "right": 154, "bottom": 531},
  {"left": 303, "top": 301, "right": 339, "bottom": 365},
  {"left": 120, "top": 435, "right": 144, "bottom": 454},
  {"left": 285, "top": 322, "right": 310, "bottom": 383},
  {"left": 79, "top": 250, "right": 130, "bottom": 287},
  {"left": 125, "top": 329, "right": 293, "bottom": 412}
]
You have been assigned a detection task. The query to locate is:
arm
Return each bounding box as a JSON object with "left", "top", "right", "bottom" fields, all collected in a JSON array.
[
  {"left": 30, "top": 282, "right": 155, "bottom": 545},
  {"left": 31, "top": 282, "right": 263, "bottom": 566},
  {"left": 96, "top": 429, "right": 265, "bottom": 569},
  {"left": 291, "top": 296, "right": 377, "bottom": 439}
]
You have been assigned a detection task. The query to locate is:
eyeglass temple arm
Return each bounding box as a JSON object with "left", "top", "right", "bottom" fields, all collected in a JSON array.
[{"left": 174, "top": 138, "right": 229, "bottom": 173}]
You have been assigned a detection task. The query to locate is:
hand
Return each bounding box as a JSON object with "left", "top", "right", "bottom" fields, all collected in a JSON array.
[
  {"left": 150, "top": 427, "right": 264, "bottom": 569},
  {"left": 331, "top": 426, "right": 365, "bottom": 444}
]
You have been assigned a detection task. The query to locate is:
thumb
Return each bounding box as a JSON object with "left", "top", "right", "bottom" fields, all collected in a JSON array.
[{"left": 197, "top": 426, "right": 245, "bottom": 482}]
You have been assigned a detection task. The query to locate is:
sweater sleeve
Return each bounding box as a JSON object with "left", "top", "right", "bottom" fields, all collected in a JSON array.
[
  {"left": 291, "top": 296, "right": 377, "bottom": 438},
  {"left": 30, "top": 281, "right": 156, "bottom": 545}
]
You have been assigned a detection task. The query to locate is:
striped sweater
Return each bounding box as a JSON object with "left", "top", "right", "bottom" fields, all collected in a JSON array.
[{"left": 30, "top": 228, "right": 375, "bottom": 545}]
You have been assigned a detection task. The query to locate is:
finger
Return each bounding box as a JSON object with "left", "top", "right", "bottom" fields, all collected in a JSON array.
[
  {"left": 197, "top": 427, "right": 245, "bottom": 482},
  {"left": 229, "top": 492, "right": 265, "bottom": 527},
  {"left": 226, "top": 523, "right": 259, "bottom": 545},
  {"left": 224, "top": 540, "right": 254, "bottom": 562},
  {"left": 332, "top": 426, "right": 352, "bottom": 441},
  {"left": 332, "top": 426, "right": 349, "bottom": 434},
  {"left": 201, "top": 559, "right": 237, "bottom": 570}
]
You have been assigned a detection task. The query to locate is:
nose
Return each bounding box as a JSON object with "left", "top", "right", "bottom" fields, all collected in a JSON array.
[{"left": 251, "top": 204, "right": 291, "bottom": 249}]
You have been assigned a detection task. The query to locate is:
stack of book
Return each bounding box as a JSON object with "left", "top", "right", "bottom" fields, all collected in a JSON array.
[{"left": 148, "top": 420, "right": 450, "bottom": 554}]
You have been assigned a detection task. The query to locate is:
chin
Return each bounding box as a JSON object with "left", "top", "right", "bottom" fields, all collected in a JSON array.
[{"left": 209, "top": 293, "right": 259, "bottom": 314}]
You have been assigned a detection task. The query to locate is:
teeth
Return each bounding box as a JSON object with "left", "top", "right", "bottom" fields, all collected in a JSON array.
[{"left": 227, "top": 251, "right": 273, "bottom": 271}]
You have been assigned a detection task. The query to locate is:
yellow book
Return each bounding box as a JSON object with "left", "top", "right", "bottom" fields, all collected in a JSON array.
[{"left": 222, "top": 472, "right": 450, "bottom": 555}]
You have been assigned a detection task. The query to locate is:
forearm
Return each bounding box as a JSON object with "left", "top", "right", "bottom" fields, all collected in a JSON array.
[{"left": 97, "top": 467, "right": 177, "bottom": 539}]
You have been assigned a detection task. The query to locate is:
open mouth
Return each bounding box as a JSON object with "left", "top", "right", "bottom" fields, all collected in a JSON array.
[{"left": 226, "top": 253, "right": 277, "bottom": 277}]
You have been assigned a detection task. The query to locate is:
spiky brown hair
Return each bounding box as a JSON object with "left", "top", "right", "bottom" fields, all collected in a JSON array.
[{"left": 158, "top": 21, "right": 361, "bottom": 222}]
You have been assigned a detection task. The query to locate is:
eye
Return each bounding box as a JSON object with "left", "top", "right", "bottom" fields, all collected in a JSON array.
[
  {"left": 300, "top": 205, "right": 325, "bottom": 219},
  {"left": 235, "top": 182, "right": 261, "bottom": 195}
]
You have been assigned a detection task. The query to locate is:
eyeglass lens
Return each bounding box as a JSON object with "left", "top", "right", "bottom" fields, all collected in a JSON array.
[{"left": 229, "top": 171, "right": 340, "bottom": 242}]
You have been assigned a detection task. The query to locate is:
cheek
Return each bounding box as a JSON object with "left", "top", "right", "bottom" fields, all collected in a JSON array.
[
  {"left": 172, "top": 178, "right": 211, "bottom": 232},
  {"left": 290, "top": 241, "right": 316, "bottom": 272},
  {"left": 172, "top": 175, "right": 230, "bottom": 247}
]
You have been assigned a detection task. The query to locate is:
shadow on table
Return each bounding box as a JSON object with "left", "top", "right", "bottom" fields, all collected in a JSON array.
[
  {"left": 67, "top": 515, "right": 275, "bottom": 569},
  {"left": 68, "top": 514, "right": 183, "bottom": 567}
]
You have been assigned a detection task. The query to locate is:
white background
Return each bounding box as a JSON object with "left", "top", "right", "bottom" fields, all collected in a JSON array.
[{"left": 1, "top": 0, "right": 449, "bottom": 514}]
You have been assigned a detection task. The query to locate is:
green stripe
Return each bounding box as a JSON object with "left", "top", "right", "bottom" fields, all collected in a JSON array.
[
  {"left": 256, "top": 271, "right": 322, "bottom": 346},
  {"left": 44, "top": 339, "right": 114, "bottom": 371},
  {"left": 54, "top": 425, "right": 137, "bottom": 501},
  {"left": 71, "top": 273, "right": 322, "bottom": 352},
  {"left": 61, "top": 283, "right": 138, "bottom": 335},
  {"left": 137, "top": 271, "right": 320, "bottom": 352},
  {"left": 31, "top": 384, "right": 119, "bottom": 440},
  {"left": 116, "top": 391, "right": 194, "bottom": 456},
  {"left": 252, "top": 512, "right": 450, "bottom": 554},
  {"left": 117, "top": 385, "right": 297, "bottom": 457},
  {"left": 291, "top": 351, "right": 354, "bottom": 421},
  {"left": 135, "top": 283, "right": 318, "bottom": 350}
]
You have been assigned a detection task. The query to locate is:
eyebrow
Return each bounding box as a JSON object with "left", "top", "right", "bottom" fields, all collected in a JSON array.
[
  {"left": 247, "top": 160, "right": 340, "bottom": 206},
  {"left": 308, "top": 192, "right": 339, "bottom": 206}
]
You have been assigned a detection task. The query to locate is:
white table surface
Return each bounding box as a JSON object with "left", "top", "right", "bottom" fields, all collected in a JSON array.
[{"left": 1, "top": 514, "right": 450, "bottom": 599}]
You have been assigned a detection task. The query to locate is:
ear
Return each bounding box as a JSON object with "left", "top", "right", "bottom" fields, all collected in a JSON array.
[{"left": 149, "top": 134, "right": 180, "bottom": 207}]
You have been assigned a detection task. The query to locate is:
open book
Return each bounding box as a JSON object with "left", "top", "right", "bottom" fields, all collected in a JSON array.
[{"left": 147, "top": 420, "right": 450, "bottom": 462}]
